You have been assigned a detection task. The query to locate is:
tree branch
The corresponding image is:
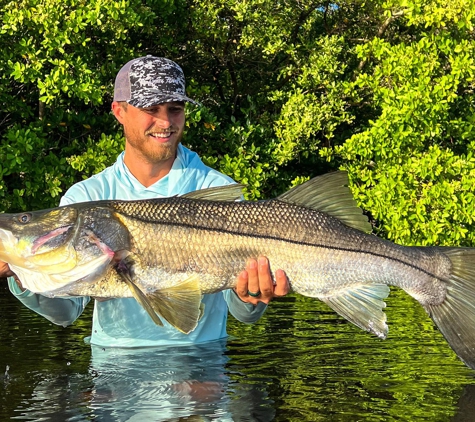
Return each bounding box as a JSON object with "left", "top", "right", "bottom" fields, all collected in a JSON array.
[{"left": 357, "top": 10, "right": 405, "bottom": 73}]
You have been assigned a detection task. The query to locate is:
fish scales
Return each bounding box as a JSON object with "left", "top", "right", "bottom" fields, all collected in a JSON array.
[
  {"left": 2, "top": 171, "right": 475, "bottom": 369},
  {"left": 110, "top": 198, "right": 448, "bottom": 303}
]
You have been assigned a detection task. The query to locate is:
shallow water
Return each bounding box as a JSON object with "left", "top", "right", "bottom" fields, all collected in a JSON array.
[{"left": 1, "top": 284, "right": 475, "bottom": 421}]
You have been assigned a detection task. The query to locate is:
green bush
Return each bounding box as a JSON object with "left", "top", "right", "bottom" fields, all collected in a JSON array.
[{"left": 1, "top": 0, "right": 475, "bottom": 247}]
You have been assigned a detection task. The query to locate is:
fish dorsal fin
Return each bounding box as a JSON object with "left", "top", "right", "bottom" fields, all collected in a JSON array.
[
  {"left": 322, "top": 283, "right": 390, "bottom": 339},
  {"left": 146, "top": 275, "right": 203, "bottom": 334},
  {"left": 277, "top": 171, "right": 371, "bottom": 233},
  {"left": 181, "top": 184, "right": 244, "bottom": 202}
]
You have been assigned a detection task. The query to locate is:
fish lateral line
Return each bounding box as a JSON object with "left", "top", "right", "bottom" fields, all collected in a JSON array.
[{"left": 115, "top": 217, "right": 447, "bottom": 284}]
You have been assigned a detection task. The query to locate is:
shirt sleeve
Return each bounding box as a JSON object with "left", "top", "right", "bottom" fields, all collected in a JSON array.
[
  {"left": 222, "top": 289, "right": 268, "bottom": 323},
  {"left": 8, "top": 277, "right": 90, "bottom": 327}
]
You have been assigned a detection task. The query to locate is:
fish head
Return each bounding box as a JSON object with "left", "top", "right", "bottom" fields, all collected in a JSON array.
[{"left": 0, "top": 206, "right": 79, "bottom": 274}]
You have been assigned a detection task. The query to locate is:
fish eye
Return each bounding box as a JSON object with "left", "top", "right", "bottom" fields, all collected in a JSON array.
[{"left": 18, "top": 213, "right": 32, "bottom": 224}]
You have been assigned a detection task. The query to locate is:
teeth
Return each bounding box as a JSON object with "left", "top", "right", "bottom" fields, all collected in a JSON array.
[{"left": 150, "top": 132, "right": 172, "bottom": 138}]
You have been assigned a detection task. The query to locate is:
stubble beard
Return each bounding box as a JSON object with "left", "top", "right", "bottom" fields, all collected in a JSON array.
[{"left": 125, "top": 126, "right": 183, "bottom": 164}]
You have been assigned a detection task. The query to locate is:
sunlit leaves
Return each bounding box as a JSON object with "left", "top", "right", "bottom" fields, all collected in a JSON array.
[
  {"left": 325, "top": 1, "right": 475, "bottom": 246},
  {"left": 1, "top": 0, "right": 475, "bottom": 248}
]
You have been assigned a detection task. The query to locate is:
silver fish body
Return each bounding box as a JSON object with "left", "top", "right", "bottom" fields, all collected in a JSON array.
[
  {"left": 112, "top": 198, "right": 448, "bottom": 300},
  {"left": 1, "top": 172, "right": 475, "bottom": 369}
]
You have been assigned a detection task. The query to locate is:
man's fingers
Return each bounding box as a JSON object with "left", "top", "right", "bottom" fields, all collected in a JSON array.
[
  {"left": 257, "top": 256, "right": 274, "bottom": 297},
  {"left": 235, "top": 270, "right": 250, "bottom": 298},
  {"left": 0, "top": 261, "right": 15, "bottom": 279},
  {"left": 234, "top": 257, "right": 290, "bottom": 303},
  {"left": 246, "top": 258, "right": 260, "bottom": 297},
  {"left": 273, "top": 269, "right": 290, "bottom": 297}
]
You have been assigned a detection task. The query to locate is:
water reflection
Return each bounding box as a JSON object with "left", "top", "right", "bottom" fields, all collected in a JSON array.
[
  {"left": 452, "top": 384, "right": 475, "bottom": 422},
  {"left": 7, "top": 341, "right": 274, "bottom": 421},
  {"left": 3, "top": 285, "right": 475, "bottom": 421},
  {"left": 86, "top": 342, "right": 274, "bottom": 421}
]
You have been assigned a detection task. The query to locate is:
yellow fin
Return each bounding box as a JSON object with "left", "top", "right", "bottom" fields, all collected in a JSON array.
[{"left": 146, "top": 275, "right": 203, "bottom": 334}]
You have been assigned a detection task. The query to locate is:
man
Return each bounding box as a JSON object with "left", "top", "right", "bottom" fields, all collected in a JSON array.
[{"left": 0, "top": 56, "right": 289, "bottom": 347}]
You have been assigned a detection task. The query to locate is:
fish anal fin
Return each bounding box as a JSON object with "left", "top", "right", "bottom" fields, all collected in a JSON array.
[
  {"left": 322, "top": 283, "right": 390, "bottom": 338},
  {"left": 146, "top": 275, "right": 203, "bottom": 334}
]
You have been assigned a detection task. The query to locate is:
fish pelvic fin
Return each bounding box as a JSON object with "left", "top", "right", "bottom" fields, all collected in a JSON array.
[
  {"left": 118, "top": 267, "right": 164, "bottom": 327},
  {"left": 277, "top": 171, "right": 372, "bottom": 233},
  {"left": 116, "top": 253, "right": 203, "bottom": 333},
  {"left": 322, "top": 283, "right": 390, "bottom": 339},
  {"left": 422, "top": 247, "right": 475, "bottom": 370},
  {"left": 146, "top": 275, "right": 203, "bottom": 334}
]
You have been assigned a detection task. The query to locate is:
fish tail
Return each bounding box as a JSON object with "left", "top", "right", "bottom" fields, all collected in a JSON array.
[{"left": 423, "top": 247, "right": 475, "bottom": 369}]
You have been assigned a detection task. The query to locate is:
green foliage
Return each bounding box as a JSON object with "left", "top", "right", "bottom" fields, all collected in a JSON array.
[
  {"left": 321, "top": 0, "right": 475, "bottom": 245},
  {"left": 185, "top": 99, "right": 274, "bottom": 199},
  {"left": 0, "top": 123, "right": 73, "bottom": 210},
  {"left": 67, "top": 132, "right": 125, "bottom": 177},
  {"left": 0, "top": 0, "right": 155, "bottom": 211},
  {"left": 1, "top": 0, "right": 475, "bottom": 247}
]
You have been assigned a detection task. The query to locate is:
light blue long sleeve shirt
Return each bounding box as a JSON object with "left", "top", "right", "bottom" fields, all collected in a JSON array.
[{"left": 8, "top": 144, "right": 267, "bottom": 347}]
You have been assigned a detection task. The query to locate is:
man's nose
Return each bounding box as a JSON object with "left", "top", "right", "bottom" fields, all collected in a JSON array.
[{"left": 152, "top": 108, "right": 173, "bottom": 127}]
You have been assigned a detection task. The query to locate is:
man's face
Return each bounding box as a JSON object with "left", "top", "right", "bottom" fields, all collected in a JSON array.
[{"left": 113, "top": 101, "right": 186, "bottom": 164}]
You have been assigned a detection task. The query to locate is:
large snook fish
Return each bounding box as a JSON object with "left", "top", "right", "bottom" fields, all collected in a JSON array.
[{"left": 1, "top": 171, "right": 475, "bottom": 369}]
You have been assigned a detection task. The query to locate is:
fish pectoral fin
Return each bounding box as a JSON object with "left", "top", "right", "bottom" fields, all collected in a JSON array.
[
  {"left": 146, "top": 275, "right": 203, "bottom": 335},
  {"left": 118, "top": 269, "right": 164, "bottom": 327},
  {"left": 322, "top": 283, "right": 390, "bottom": 339}
]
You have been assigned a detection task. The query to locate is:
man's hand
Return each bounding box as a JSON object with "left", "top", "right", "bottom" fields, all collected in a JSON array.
[
  {"left": 0, "top": 260, "right": 24, "bottom": 290},
  {"left": 234, "top": 256, "right": 290, "bottom": 305},
  {"left": 0, "top": 260, "right": 14, "bottom": 278}
]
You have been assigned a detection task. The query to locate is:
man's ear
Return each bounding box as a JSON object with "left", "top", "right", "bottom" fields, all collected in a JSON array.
[{"left": 111, "top": 101, "right": 126, "bottom": 124}]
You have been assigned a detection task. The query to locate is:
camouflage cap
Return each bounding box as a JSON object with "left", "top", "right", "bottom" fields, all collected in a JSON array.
[{"left": 113, "top": 55, "right": 197, "bottom": 108}]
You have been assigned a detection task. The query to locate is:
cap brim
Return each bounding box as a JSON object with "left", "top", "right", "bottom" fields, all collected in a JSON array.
[{"left": 128, "top": 93, "right": 198, "bottom": 108}]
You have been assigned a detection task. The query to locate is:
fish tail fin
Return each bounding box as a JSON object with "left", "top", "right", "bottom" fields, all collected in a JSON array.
[{"left": 423, "top": 247, "right": 475, "bottom": 369}]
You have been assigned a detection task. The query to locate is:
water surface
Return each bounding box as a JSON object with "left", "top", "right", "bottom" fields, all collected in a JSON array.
[{"left": 1, "top": 285, "right": 474, "bottom": 421}]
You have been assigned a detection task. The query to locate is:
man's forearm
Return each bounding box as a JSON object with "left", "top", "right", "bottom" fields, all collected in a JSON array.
[
  {"left": 8, "top": 278, "right": 90, "bottom": 327},
  {"left": 223, "top": 289, "right": 268, "bottom": 324}
]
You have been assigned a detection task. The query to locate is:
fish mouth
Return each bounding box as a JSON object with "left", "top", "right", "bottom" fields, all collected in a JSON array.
[{"left": 31, "top": 226, "right": 73, "bottom": 255}]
